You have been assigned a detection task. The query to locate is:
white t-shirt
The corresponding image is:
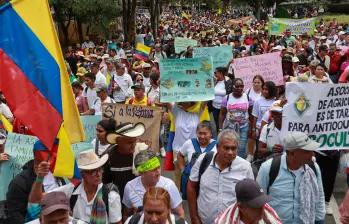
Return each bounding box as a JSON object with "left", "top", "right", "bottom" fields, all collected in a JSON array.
[
  {"left": 171, "top": 104, "right": 202, "bottom": 153},
  {"left": 142, "top": 75, "right": 151, "bottom": 88},
  {"left": 262, "top": 110, "right": 271, "bottom": 123},
  {"left": 83, "top": 87, "right": 97, "bottom": 109},
  {"left": 146, "top": 86, "right": 160, "bottom": 103},
  {"left": 179, "top": 138, "right": 216, "bottom": 162},
  {"left": 252, "top": 96, "right": 275, "bottom": 127},
  {"left": 135, "top": 34, "right": 146, "bottom": 45},
  {"left": 95, "top": 71, "right": 107, "bottom": 85},
  {"left": 92, "top": 96, "right": 115, "bottom": 115},
  {"left": 91, "top": 138, "right": 110, "bottom": 156},
  {"left": 213, "top": 81, "right": 226, "bottom": 109},
  {"left": 259, "top": 122, "right": 282, "bottom": 148},
  {"left": 245, "top": 88, "right": 261, "bottom": 107},
  {"left": 0, "top": 103, "right": 13, "bottom": 118},
  {"left": 221, "top": 93, "right": 249, "bottom": 128},
  {"left": 43, "top": 172, "right": 60, "bottom": 192},
  {"left": 112, "top": 74, "right": 133, "bottom": 102},
  {"left": 122, "top": 176, "right": 182, "bottom": 209}
]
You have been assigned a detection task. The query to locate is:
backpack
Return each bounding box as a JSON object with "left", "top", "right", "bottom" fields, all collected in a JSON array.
[
  {"left": 128, "top": 212, "right": 185, "bottom": 224},
  {"left": 70, "top": 183, "right": 119, "bottom": 215},
  {"left": 195, "top": 151, "right": 216, "bottom": 196},
  {"left": 180, "top": 139, "right": 216, "bottom": 200},
  {"left": 128, "top": 97, "right": 152, "bottom": 106},
  {"left": 267, "top": 155, "right": 317, "bottom": 194}
]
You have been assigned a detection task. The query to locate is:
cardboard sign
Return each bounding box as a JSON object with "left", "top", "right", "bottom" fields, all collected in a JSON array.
[
  {"left": 159, "top": 57, "right": 215, "bottom": 102},
  {"left": 102, "top": 103, "right": 162, "bottom": 151},
  {"left": 174, "top": 37, "right": 198, "bottom": 54}
]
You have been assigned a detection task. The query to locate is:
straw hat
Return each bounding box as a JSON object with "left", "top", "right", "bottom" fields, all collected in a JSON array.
[
  {"left": 106, "top": 122, "right": 146, "bottom": 144},
  {"left": 77, "top": 150, "right": 108, "bottom": 170}
]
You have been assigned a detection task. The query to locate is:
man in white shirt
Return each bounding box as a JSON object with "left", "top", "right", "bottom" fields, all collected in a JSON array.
[
  {"left": 116, "top": 43, "right": 125, "bottom": 57},
  {"left": 187, "top": 130, "right": 254, "bottom": 224},
  {"left": 336, "top": 31, "right": 346, "bottom": 47},
  {"left": 141, "top": 63, "right": 152, "bottom": 88},
  {"left": 82, "top": 36, "right": 95, "bottom": 50},
  {"left": 91, "top": 62, "right": 106, "bottom": 85},
  {"left": 83, "top": 84, "right": 115, "bottom": 115},
  {"left": 151, "top": 44, "right": 167, "bottom": 61},
  {"left": 135, "top": 29, "right": 146, "bottom": 46},
  {"left": 123, "top": 150, "right": 184, "bottom": 221},
  {"left": 111, "top": 63, "right": 133, "bottom": 103},
  {"left": 82, "top": 72, "right": 97, "bottom": 110},
  {"left": 145, "top": 73, "right": 160, "bottom": 103}
]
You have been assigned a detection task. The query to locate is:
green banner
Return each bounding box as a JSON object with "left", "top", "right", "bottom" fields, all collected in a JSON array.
[
  {"left": 268, "top": 18, "right": 316, "bottom": 36},
  {"left": 80, "top": 115, "right": 102, "bottom": 143},
  {"left": 159, "top": 57, "right": 214, "bottom": 102},
  {"left": 193, "top": 46, "right": 233, "bottom": 71}
]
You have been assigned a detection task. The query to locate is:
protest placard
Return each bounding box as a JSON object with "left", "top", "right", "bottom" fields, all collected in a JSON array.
[
  {"left": 174, "top": 37, "right": 198, "bottom": 54},
  {"left": 268, "top": 18, "right": 316, "bottom": 36},
  {"left": 281, "top": 82, "right": 349, "bottom": 150},
  {"left": 102, "top": 103, "right": 162, "bottom": 151},
  {"left": 0, "top": 133, "right": 37, "bottom": 200},
  {"left": 233, "top": 52, "right": 283, "bottom": 90},
  {"left": 193, "top": 46, "right": 233, "bottom": 71},
  {"left": 0, "top": 133, "right": 92, "bottom": 200},
  {"left": 80, "top": 115, "right": 102, "bottom": 143},
  {"left": 159, "top": 57, "right": 215, "bottom": 102}
]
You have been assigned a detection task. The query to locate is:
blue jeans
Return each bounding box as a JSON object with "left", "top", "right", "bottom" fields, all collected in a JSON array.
[{"left": 238, "top": 124, "right": 249, "bottom": 158}]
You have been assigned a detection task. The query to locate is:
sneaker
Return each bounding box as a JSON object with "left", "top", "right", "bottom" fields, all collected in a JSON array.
[
  {"left": 326, "top": 202, "right": 333, "bottom": 215},
  {"left": 160, "top": 147, "right": 166, "bottom": 158},
  {"left": 246, "top": 154, "right": 254, "bottom": 162}
]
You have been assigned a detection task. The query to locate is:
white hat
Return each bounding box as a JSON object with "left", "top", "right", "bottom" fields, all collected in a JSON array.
[
  {"left": 106, "top": 122, "right": 146, "bottom": 145},
  {"left": 284, "top": 132, "right": 320, "bottom": 151},
  {"left": 142, "top": 63, "right": 151, "bottom": 69},
  {"left": 339, "top": 31, "right": 346, "bottom": 36},
  {"left": 76, "top": 51, "right": 85, "bottom": 57},
  {"left": 320, "top": 36, "right": 327, "bottom": 40},
  {"left": 270, "top": 100, "right": 283, "bottom": 113},
  {"left": 89, "top": 54, "right": 98, "bottom": 58},
  {"left": 102, "top": 54, "right": 110, "bottom": 59},
  {"left": 77, "top": 150, "right": 109, "bottom": 170},
  {"left": 292, "top": 57, "right": 300, "bottom": 63}
]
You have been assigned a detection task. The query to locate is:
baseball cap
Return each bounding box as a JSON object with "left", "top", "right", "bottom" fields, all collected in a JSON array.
[
  {"left": 236, "top": 179, "right": 272, "bottom": 208},
  {"left": 76, "top": 67, "right": 87, "bottom": 76},
  {"left": 90, "top": 62, "right": 99, "bottom": 68},
  {"left": 292, "top": 57, "right": 300, "bottom": 63},
  {"left": 106, "top": 58, "right": 114, "bottom": 64},
  {"left": 320, "top": 36, "right": 327, "bottom": 40},
  {"left": 40, "top": 192, "right": 70, "bottom": 216},
  {"left": 131, "top": 82, "right": 145, "bottom": 90},
  {"left": 93, "top": 84, "right": 108, "bottom": 92},
  {"left": 284, "top": 132, "right": 320, "bottom": 151},
  {"left": 339, "top": 31, "right": 346, "bottom": 36},
  {"left": 270, "top": 100, "right": 283, "bottom": 113},
  {"left": 0, "top": 133, "right": 6, "bottom": 144}
]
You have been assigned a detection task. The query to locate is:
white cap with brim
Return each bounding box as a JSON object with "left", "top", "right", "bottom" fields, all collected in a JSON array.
[
  {"left": 106, "top": 123, "right": 146, "bottom": 145},
  {"left": 284, "top": 132, "right": 320, "bottom": 151},
  {"left": 77, "top": 149, "right": 109, "bottom": 170}
]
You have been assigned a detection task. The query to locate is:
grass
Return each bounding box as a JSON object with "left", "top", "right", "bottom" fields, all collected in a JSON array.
[{"left": 316, "top": 14, "right": 349, "bottom": 24}]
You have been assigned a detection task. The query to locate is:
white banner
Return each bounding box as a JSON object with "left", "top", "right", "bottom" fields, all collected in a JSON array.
[{"left": 281, "top": 82, "right": 349, "bottom": 150}]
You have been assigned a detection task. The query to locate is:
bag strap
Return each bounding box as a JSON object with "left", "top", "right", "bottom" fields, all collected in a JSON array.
[
  {"left": 95, "top": 140, "right": 100, "bottom": 155},
  {"left": 128, "top": 212, "right": 142, "bottom": 224},
  {"left": 198, "top": 151, "right": 215, "bottom": 183},
  {"left": 191, "top": 138, "right": 202, "bottom": 153},
  {"left": 204, "top": 140, "right": 216, "bottom": 153},
  {"left": 268, "top": 155, "right": 282, "bottom": 194},
  {"left": 146, "top": 86, "right": 153, "bottom": 97},
  {"left": 69, "top": 183, "right": 82, "bottom": 211}
]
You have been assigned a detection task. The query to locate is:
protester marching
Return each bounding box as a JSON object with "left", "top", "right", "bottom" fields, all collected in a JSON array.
[{"left": 1, "top": 0, "right": 349, "bottom": 223}]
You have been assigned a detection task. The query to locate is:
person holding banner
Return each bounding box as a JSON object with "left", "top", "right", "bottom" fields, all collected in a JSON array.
[
  {"left": 109, "top": 63, "right": 133, "bottom": 103},
  {"left": 123, "top": 150, "right": 184, "bottom": 221},
  {"left": 219, "top": 78, "right": 250, "bottom": 158}
]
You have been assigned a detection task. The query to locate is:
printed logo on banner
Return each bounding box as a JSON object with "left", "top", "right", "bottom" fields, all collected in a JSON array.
[{"left": 293, "top": 93, "right": 311, "bottom": 116}]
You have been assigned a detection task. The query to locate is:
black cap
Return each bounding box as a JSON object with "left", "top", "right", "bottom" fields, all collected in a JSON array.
[
  {"left": 91, "top": 62, "right": 99, "bottom": 68},
  {"left": 235, "top": 179, "right": 271, "bottom": 208}
]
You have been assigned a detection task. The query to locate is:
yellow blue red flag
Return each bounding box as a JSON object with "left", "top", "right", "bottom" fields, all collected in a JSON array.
[
  {"left": 0, "top": 0, "right": 85, "bottom": 179},
  {"left": 135, "top": 43, "right": 151, "bottom": 61}
]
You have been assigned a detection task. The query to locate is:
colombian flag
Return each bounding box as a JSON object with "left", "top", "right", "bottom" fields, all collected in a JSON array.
[
  {"left": 135, "top": 43, "right": 151, "bottom": 61},
  {"left": 0, "top": 0, "right": 85, "bottom": 178},
  {"left": 164, "top": 102, "right": 210, "bottom": 171},
  {"left": 182, "top": 12, "right": 190, "bottom": 24}
]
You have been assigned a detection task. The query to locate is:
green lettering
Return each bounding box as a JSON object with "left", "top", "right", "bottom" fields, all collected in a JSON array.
[
  {"left": 317, "top": 134, "right": 327, "bottom": 147},
  {"left": 327, "top": 133, "right": 335, "bottom": 147},
  {"left": 335, "top": 132, "right": 344, "bottom": 147}
]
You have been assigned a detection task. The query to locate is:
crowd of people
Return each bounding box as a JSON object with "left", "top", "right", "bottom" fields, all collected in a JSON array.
[{"left": 1, "top": 6, "right": 349, "bottom": 224}]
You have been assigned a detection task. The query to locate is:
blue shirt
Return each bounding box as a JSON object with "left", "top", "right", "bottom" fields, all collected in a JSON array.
[{"left": 256, "top": 154, "right": 325, "bottom": 224}]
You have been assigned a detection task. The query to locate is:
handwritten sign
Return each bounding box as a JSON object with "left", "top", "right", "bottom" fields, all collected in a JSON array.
[
  {"left": 159, "top": 57, "right": 215, "bottom": 102},
  {"left": 0, "top": 133, "right": 92, "bottom": 200},
  {"left": 174, "top": 37, "right": 198, "bottom": 54},
  {"left": 0, "top": 133, "right": 37, "bottom": 200},
  {"left": 80, "top": 115, "right": 102, "bottom": 143},
  {"left": 102, "top": 103, "right": 162, "bottom": 151},
  {"left": 193, "top": 46, "right": 233, "bottom": 71},
  {"left": 268, "top": 18, "right": 316, "bottom": 36},
  {"left": 233, "top": 52, "right": 283, "bottom": 90},
  {"left": 282, "top": 82, "right": 349, "bottom": 150}
]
